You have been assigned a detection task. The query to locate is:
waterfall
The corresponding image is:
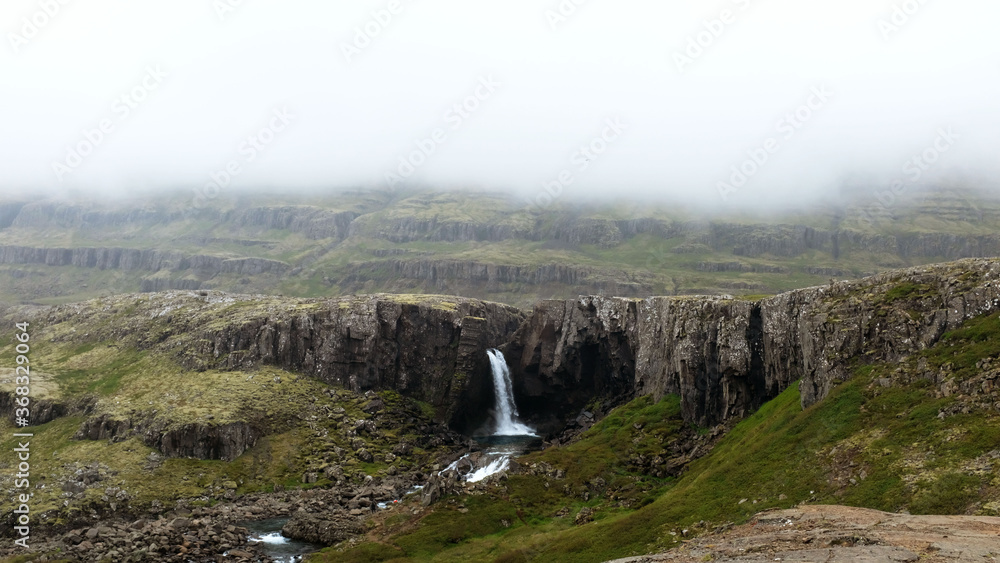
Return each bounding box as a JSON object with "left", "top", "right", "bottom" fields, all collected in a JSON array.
[
  {"left": 486, "top": 349, "right": 536, "bottom": 436},
  {"left": 433, "top": 350, "right": 536, "bottom": 484}
]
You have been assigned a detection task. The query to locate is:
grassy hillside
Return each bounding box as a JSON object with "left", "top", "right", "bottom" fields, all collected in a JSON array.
[
  {"left": 325, "top": 311, "right": 1000, "bottom": 562},
  {"left": 0, "top": 321, "right": 462, "bottom": 528}
]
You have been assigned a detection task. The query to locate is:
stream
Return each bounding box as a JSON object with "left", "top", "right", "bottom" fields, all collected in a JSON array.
[{"left": 242, "top": 518, "right": 320, "bottom": 562}]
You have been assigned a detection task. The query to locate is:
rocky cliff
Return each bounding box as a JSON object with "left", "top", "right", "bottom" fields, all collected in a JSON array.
[
  {"left": 341, "top": 259, "right": 655, "bottom": 298},
  {"left": 346, "top": 211, "right": 1000, "bottom": 259},
  {"left": 0, "top": 245, "right": 290, "bottom": 275},
  {"left": 171, "top": 295, "right": 524, "bottom": 413},
  {"left": 75, "top": 415, "right": 261, "bottom": 461},
  {"left": 16, "top": 292, "right": 527, "bottom": 457},
  {"left": 5, "top": 259, "right": 1000, "bottom": 457},
  {"left": 0, "top": 245, "right": 184, "bottom": 271},
  {"left": 503, "top": 258, "right": 1000, "bottom": 430}
]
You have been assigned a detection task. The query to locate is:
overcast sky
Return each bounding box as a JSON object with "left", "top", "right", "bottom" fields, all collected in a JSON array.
[{"left": 2, "top": 0, "right": 999, "bottom": 207}]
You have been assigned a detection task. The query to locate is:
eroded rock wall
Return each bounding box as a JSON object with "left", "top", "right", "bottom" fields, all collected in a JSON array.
[
  {"left": 181, "top": 297, "right": 525, "bottom": 415},
  {"left": 505, "top": 259, "right": 1000, "bottom": 429}
]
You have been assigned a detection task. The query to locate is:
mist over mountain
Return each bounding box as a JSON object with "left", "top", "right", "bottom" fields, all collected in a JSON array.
[{"left": 2, "top": 0, "right": 999, "bottom": 209}]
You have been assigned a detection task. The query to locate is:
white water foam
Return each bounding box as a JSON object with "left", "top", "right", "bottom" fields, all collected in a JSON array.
[
  {"left": 440, "top": 452, "right": 511, "bottom": 483},
  {"left": 249, "top": 531, "right": 290, "bottom": 545},
  {"left": 466, "top": 456, "right": 510, "bottom": 482},
  {"left": 486, "top": 349, "right": 537, "bottom": 436}
]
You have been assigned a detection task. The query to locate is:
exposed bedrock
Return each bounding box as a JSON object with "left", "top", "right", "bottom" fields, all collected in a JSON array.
[
  {"left": 73, "top": 414, "right": 259, "bottom": 461},
  {"left": 169, "top": 295, "right": 527, "bottom": 435},
  {"left": 24, "top": 293, "right": 527, "bottom": 458},
  {"left": 341, "top": 259, "right": 654, "bottom": 297},
  {"left": 501, "top": 297, "right": 638, "bottom": 436},
  {"left": 0, "top": 245, "right": 290, "bottom": 278},
  {"left": 504, "top": 258, "right": 1000, "bottom": 430},
  {"left": 17, "top": 259, "right": 1000, "bottom": 451}
]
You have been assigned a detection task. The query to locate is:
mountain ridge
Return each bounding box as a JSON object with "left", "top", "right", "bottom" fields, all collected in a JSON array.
[{"left": 1, "top": 185, "right": 999, "bottom": 307}]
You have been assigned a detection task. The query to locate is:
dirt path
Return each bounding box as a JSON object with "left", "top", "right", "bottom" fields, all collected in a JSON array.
[{"left": 608, "top": 505, "right": 1000, "bottom": 562}]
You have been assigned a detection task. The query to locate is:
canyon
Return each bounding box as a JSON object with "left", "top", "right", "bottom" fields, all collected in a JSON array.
[
  {"left": 3, "top": 258, "right": 997, "bottom": 461},
  {"left": 1, "top": 257, "right": 999, "bottom": 562}
]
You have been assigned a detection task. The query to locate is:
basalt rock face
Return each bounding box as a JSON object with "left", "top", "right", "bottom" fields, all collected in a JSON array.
[
  {"left": 502, "top": 297, "right": 639, "bottom": 435},
  {"left": 220, "top": 206, "right": 358, "bottom": 240},
  {"left": 761, "top": 260, "right": 1000, "bottom": 408},
  {"left": 633, "top": 298, "right": 769, "bottom": 426},
  {"left": 187, "top": 298, "right": 522, "bottom": 406},
  {"left": 504, "top": 295, "right": 769, "bottom": 430},
  {"left": 0, "top": 393, "right": 69, "bottom": 426},
  {"left": 894, "top": 232, "right": 1000, "bottom": 260},
  {"left": 348, "top": 216, "right": 534, "bottom": 243},
  {"left": 343, "top": 259, "right": 653, "bottom": 296},
  {"left": 0, "top": 246, "right": 290, "bottom": 276},
  {"left": 23, "top": 292, "right": 526, "bottom": 459},
  {"left": 449, "top": 315, "right": 502, "bottom": 434},
  {"left": 156, "top": 294, "right": 527, "bottom": 434},
  {"left": 0, "top": 245, "right": 184, "bottom": 271},
  {"left": 9, "top": 201, "right": 172, "bottom": 229},
  {"left": 0, "top": 202, "right": 26, "bottom": 229},
  {"left": 72, "top": 414, "right": 260, "bottom": 461},
  {"left": 711, "top": 225, "right": 1000, "bottom": 262},
  {"left": 505, "top": 259, "right": 1000, "bottom": 430}
]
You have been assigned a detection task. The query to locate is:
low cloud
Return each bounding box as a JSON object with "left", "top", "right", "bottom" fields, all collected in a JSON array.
[{"left": 1, "top": 0, "right": 998, "bottom": 210}]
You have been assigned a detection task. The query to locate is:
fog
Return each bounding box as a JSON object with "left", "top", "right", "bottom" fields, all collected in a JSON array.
[{"left": 2, "top": 0, "right": 999, "bottom": 208}]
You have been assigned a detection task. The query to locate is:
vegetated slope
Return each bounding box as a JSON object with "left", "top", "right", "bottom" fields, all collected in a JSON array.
[
  {"left": 1, "top": 184, "right": 1000, "bottom": 307},
  {"left": 328, "top": 310, "right": 1000, "bottom": 563},
  {"left": 0, "top": 291, "right": 522, "bottom": 553}
]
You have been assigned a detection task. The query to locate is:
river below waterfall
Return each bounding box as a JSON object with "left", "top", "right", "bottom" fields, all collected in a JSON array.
[
  {"left": 442, "top": 434, "right": 543, "bottom": 482},
  {"left": 242, "top": 518, "right": 320, "bottom": 562}
]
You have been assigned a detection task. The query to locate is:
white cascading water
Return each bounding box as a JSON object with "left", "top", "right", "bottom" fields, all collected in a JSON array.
[
  {"left": 486, "top": 349, "right": 536, "bottom": 436},
  {"left": 437, "top": 350, "right": 536, "bottom": 484}
]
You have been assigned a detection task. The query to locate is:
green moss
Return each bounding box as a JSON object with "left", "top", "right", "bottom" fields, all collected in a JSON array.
[
  {"left": 882, "top": 281, "right": 935, "bottom": 304},
  {"left": 413, "top": 400, "right": 437, "bottom": 420},
  {"left": 909, "top": 472, "right": 981, "bottom": 514},
  {"left": 919, "top": 311, "right": 1000, "bottom": 379}
]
